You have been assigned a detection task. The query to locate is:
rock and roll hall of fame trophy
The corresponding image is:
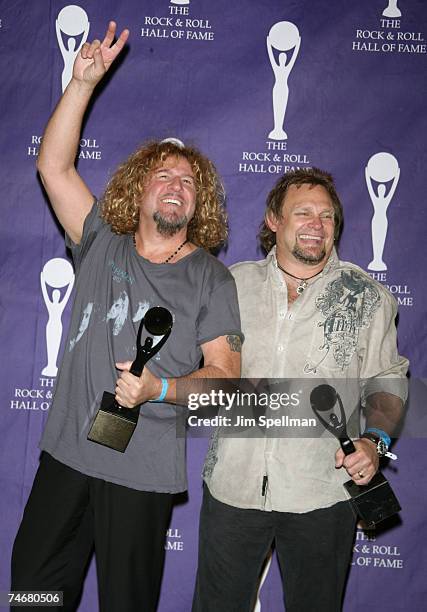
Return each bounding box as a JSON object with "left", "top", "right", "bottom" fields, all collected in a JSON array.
[
  {"left": 310, "top": 384, "right": 401, "bottom": 527},
  {"left": 87, "top": 307, "right": 173, "bottom": 453}
]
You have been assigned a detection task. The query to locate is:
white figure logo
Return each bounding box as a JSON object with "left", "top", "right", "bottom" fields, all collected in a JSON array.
[
  {"left": 170, "top": 0, "right": 190, "bottom": 5},
  {"left": 56, "top": 5, "right": 90, "bottom": 93},
  {"left": 41, "top": 258, "right": 75, "bottom": 376},
  {"left": 366, "top": 152, "right": 400, "bottom": 271},
  {"left": 267, "top": 21, "right": 301, "bottom": 140},
  {"left": 382, "top": 1, "right": 402, "bottom": 18}
]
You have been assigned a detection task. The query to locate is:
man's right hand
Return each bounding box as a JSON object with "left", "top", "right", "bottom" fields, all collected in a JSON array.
[{"left": 72, "top": 21, "right": 129, "bottom": 89}]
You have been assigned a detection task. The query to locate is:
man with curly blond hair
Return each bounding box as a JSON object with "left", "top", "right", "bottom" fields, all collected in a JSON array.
[{"left": 11, "top": 23, "right": 241, "bottom": 611}]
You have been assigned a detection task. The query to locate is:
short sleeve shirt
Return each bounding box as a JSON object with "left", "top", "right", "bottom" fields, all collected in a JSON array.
[{"left": 40, "top": 202, "right": 242, "bottom": 493}]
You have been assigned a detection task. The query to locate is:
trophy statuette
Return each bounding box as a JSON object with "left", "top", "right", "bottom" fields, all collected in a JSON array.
[{"left": 87, "top": 307, "right": 173, "bottom": 452}]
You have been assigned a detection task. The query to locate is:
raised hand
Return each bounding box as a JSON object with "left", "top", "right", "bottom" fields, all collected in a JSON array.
[{"left": 73, "top": 21, "right": 129, "bottom": 87}]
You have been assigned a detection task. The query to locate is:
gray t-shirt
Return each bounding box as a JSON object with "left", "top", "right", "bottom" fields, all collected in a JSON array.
[{"left": 40, "top": 202, "right": 241, "bottom": 493}]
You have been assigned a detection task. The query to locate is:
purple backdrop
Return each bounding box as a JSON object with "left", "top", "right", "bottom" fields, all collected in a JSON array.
[{"left": 1, "top": 1, "right": 426, "bottom": 610}]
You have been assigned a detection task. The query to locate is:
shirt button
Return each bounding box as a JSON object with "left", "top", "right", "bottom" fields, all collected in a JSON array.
[{"left": 277, "top": 344, "right": 284, "bottom": 352}]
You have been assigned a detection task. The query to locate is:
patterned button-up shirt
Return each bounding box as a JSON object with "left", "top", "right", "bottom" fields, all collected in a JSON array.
[{"left": 204, "top": 247, "right": 408, "bottom": 513}]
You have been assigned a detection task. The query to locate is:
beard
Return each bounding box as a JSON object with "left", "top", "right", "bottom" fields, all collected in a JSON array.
[
  {"left": 292, "top": 243, "right": 326, "bottom": 265},
  {"left": 153, "top": 211, "right": 188, "bottom": 237}
]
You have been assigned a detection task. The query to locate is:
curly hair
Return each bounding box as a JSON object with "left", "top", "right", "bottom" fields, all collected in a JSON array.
[
  {"left": 100, "top": 140, "right": 227, "bottom": 250},
  {"left": 258, "top": 167, "right": 344, "bottom": 253}
]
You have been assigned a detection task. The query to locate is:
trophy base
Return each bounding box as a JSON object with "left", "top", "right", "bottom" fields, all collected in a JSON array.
[
  {"left": 344, "top": 472, "right": 401, "bottom": 527},
  {"left": 87, "top": 392, "right": 139, "bottom": 453}
]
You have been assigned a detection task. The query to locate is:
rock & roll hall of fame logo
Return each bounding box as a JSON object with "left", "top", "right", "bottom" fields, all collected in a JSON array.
[
  {"left": 56, "top": 5, "right": 90, "bottom": 92},
  {"left": 267, "top": 21, "right": 301, "bottom": 141},
  {"left": 365, "top": 152, "right": 400, "bottom": 272},
  {"left": 40, "top": 258, "right": 75, "bottom": 377}
]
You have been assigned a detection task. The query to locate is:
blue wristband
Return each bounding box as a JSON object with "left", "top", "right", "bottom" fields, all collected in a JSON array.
[
  {"left": 152, "top": 377, "right": 168, "bottom": 402},
  {"left": 364, "top": 427, "right": 391, "bottom": 448}
]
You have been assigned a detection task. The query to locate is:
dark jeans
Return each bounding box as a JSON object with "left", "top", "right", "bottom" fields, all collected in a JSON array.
[
  {"left": 192, "top": 485, "right": 356, "bottom": 612},
  {"left": 11, "top": 453, "right": 173, "bottom": 612}
]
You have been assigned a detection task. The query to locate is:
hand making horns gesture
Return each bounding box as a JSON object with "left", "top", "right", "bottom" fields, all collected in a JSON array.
[{"left": 73, "top": 21, "right": 130, "bottom": 87}]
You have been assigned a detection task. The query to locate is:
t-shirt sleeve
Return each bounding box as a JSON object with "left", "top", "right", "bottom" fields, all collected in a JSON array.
[
  {"left": 65, "top": 198, "right": 105, "bottom": 273},
  {"left": 197, "top": 277, "right": 243, "bottom": 346}
]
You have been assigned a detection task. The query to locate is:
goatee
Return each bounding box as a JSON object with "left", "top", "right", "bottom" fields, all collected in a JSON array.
[
  {"left": 292, "top": 245, "right": 326, "bottom": 265},
  {"left": 153, "top": 211, "right": 188, "bottom": 237}
]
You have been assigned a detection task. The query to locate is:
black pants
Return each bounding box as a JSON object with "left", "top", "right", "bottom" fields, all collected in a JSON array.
[
  {"left": 11, "top": 453, "right": 173, "bottom": 612},
  {"left": 192, "top": 485, "right": 356, "bottom": 612}
]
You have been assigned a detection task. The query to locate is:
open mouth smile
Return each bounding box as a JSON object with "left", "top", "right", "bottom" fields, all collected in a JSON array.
[
  {"left": 161, "top": 197, "right": 183, "bottom": 207},
  {"left": 298, "top": 234, "right": 323, "bottom": 242}
]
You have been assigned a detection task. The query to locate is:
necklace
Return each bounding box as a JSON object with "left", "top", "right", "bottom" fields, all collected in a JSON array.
[
  {"left": 276, "top": 261, "right": 324, "bottom": 295},
  {"left": 133, "top": 236, "right": 188, "bottom": 264}
]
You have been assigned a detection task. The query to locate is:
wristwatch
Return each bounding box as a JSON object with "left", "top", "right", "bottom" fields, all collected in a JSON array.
[{"left": 360, "top": 432, "right": 389, "bottom": 457}]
